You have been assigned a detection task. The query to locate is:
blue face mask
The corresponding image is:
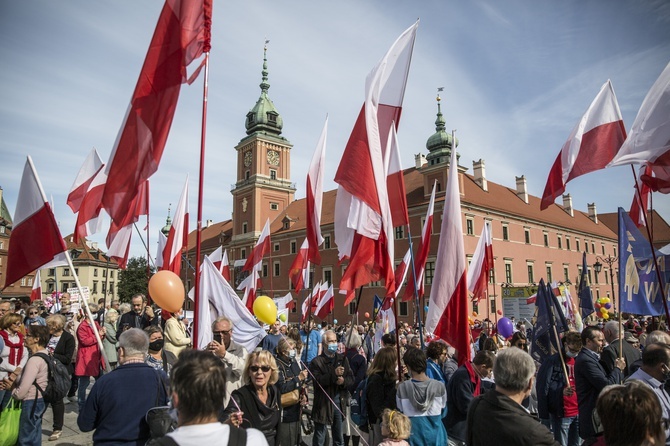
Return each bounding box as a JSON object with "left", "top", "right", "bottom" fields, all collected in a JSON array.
[{"left": 327, "top": 343, "right": 338, "bottom": 353}]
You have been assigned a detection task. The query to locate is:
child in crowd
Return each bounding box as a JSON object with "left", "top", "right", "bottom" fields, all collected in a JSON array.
[{"left": 379, "top": 409, "right": 411, "bottom": 446}]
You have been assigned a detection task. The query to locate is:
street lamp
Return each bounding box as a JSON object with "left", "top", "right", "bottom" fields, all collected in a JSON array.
[{"left": 594, "top": 255, "right": 618, "bottom": 313}]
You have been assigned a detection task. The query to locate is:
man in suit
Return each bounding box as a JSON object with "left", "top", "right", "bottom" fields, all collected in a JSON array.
[
  {"left": 600, "top": 320, "right": 641, "bottom": 378},
  {"left": 575, "top": 326, "right": 626, "bottom": 445}
]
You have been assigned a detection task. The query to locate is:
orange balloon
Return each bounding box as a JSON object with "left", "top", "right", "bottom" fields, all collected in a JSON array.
[
  {"left": 364, "top": 312, "right": 370, "bottom": 318},
  {"left": 148, "top": 270, "right": 185, "bottom": 313}
]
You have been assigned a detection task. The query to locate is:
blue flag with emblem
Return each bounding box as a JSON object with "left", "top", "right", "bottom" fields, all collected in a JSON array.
[
  {"left": 578, "top": 251, "right": 595, "bottom": 318},
  {"left": 618, "top": 207, "right": 670, "bottom": 316},
  {"left": 531, "top": 279, "right": 568, "bottom": 363}
]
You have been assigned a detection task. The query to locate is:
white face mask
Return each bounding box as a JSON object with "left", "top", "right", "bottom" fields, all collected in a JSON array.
[
  {"left": 289, "top": 349, "right": 296, "bottom": 358},
  {"left": 565, "top": 350, "right": 578, "bottom": 358}
]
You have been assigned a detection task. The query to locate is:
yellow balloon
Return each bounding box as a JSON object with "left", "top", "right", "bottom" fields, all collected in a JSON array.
[
  {"left": 253, "top": 295, "right": 277, "bottom": 325},
  {"left": 472, "top": 312, "right": 478, "bottom": 318},
  {"left": 603, "top": 312, "right": 610, "bottom": 320}
]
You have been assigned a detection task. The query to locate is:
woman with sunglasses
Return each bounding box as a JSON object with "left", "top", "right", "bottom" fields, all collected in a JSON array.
[
  {"left": 24, "top": 305, "right": 46, "bottom": 327},
  {"left": 221, "top": 350, "right": 282, "bottom": 446},
  {"left": 0, "top": 312, "right": 28, "bottom": 409},
  {"left": 510, "top": 331, "right": 528, "bottom": 352}
]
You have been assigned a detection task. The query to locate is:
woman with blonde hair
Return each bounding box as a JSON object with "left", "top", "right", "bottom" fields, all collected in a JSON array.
[
  {"left": 103, "top": 308, "right": 119, "bottom": 369},
  {"left": 221, "top": 350, "right": 282, "bottom": 445},
  {"left": 0, "top": 312, "right": 28, "bottom": 409}
]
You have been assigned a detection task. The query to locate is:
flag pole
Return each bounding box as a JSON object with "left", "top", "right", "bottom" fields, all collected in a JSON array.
[
  {"left": 25, "top": 156, "right": 110, "bottom": 372},
  {"left": 630, "top": 165, "right": 670, "bottom": 323},
  {"left": 193, "top": 51, "right": 211, "bottom": 345}
]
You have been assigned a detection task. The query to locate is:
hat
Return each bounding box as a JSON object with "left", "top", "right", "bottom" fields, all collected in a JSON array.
[{"left": 624, "top": 331, "right": 638, "bottom": 343}]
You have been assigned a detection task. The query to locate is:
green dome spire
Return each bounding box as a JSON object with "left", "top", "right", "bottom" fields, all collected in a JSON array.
[
  {"left": 426, "top": 93, "right": 458, "bottom": 164},
  {"left": 161, "top": 204, "right": 172, "bottom": 237},
  {"left": 245, "top": 41, "right": 283, "bottom": 136}
]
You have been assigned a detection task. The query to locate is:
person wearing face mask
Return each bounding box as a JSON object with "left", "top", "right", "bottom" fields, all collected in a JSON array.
[
  {"left": 445, "top": 350, "right": 495, "bottom": 446},
  {"left": 626, "top": 343, "right": 670, "bottom": 445},
  {"left": 74, "top": 303, "right": 106, "bottom": 413},
  {"left": 309, "top": 329, "right": 354, "bottom": 446},
  {"left": 536, "top": 331, "right": 582, "bottom": 446},
  {"left": 467, "top": 348, "right": 559, "bottom": 446},
  {"left": 164, "top": 308, "right": 192, "bottom": 357},
  {"left": 144, "top": 325, "right": 176, "bottom": 378},
  {"left": 276, "top": 338, "right": 308, "bottom": 446}
]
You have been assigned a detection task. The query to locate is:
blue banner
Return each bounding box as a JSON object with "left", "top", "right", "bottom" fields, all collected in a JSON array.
[{"left": 618, "top": 207, "right": 670, "bottom": 316}]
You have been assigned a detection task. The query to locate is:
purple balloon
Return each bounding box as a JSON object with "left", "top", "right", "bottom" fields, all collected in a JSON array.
[
  {"left": 604, "top": 303, "right": 612, "bottom": 309},
  {"left": 498, "top": 317, "right": 514, "bottom": 339}
]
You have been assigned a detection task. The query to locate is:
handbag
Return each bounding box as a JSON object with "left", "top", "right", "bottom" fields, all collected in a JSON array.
[
  {"left": 0, "top": 398, "right": 21, "bottom": 446},
  {"left": 145, "top": 373, "right": 176, "bottom": 441},
  {"left": 281, "top": 388, "right": 300, "bottom": 407}
]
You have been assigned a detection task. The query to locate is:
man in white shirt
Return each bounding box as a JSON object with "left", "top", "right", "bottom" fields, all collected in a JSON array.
[{"left": 207, "top": 316, "right": 248, "bottom": 407}]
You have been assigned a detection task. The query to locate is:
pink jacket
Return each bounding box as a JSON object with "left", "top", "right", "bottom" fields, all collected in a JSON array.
[{"left": 75, "top": 321, "right": 103, "bottom": 377}]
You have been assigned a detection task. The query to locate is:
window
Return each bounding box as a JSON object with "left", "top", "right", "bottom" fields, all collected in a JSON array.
[
  {"left": 489, "top": 268, "right": 496, "bottom": 284},
  {"left": 502, "top": 224, "right": 509, "bottom": 241},
  {"left": 395, "top": 226, "right": 404, "bottom": 240},
  {"left": 270, "top": 169, "right": 277, "bottom": 180},
  {"left": 594, "top": 269, "right": 599, "bottom": 284},
  {"left": 613, "top": 247, "right": 617, "bottom": 257},
  {"left": 323, "top": 269, "right": 332, "bottom": 287},
  {"left": 564, "top": 266, "right": 570, "bottom": 282},
  {"left": 602, "top": 244, "right": 606, "bottom": 255},
  {"left": 61, "top": 283, "right": 68, "bottom": 293},
  {"left": 94, "top": 269, "right": 98, "bottom": 277},
  {"left": 245, "top": 171, "right": 250, "bottom": 180},
  {"left": 102, "top": 283, "right": 107, "bottom": 294},
  {"left": 63, "top": 268, "right": 70, "bottom": 276},
  {"left": 324, "top": 235, "right": 331, "bottom": 249},
  {"left": 102, "top": 269, "right": 107, "bottom": 278},
  {"left": 110, "top": 283, "right": 114, "bottom": 294},
  {"left": 274, "top": 242, "right": 280, "bottom": 252},
  {"left": 0, "top": 241, "right": 3, "bottom": 250},
  {"left": 524, "top": 228, "right": 531, "bottom": 244},
  {"left": 0, "top": 226, "right": 4, "bottom": 234},
  {"left": 348, "top": 302, "right": 356, "bottom": 315},
  {"left": 546, "top": 265, "right": 553, "bottom": 283},
  {"left": 576, "top": 239, "right": 580, "bottom": 252},
  {"left": 242, "top": 222, "right": 248, "bottom": 234},
  {"left": 592, "top": 242, "right": 596, "bottom": 253},
  {"left": 490, "top": 298, "right": 497, "bottom": 313},
  {"left": 472, "top": 301, "right": 479, "bottom": 315},
  {"left": 48, "top": 268, "right": 55, "bottom": 277},
  {"left": 28, "top": 278, "right": 33, "bottom": 286},
  {"left": 425, "top": 261, "right": 435, "bottom": 285},
  {"left": 505, "top": 263, "right": 513, "bottom": 284},
  {"left": 596, "top": 289, "right": 601, "bottom": 299},
  {"left": 585, "top": 241, "right": 589, "bottom": 253},
  {"left": 588, "top": 268, "right": 592, "bottom": 285},
  {"left": 399, "top": 302, "right": 408, "bottom": 316},
  {"left": 93, "top": 281, "right": 98, "bottom": 294},
  {"left": 557, "top": 236, "right": 562, "bottom": 249},
  {"left": 21, "top": 278, "right": 26, "bottom": 286},
  {"left": 262, "top": 263, "right": 268, "bottom": 277},
  {"left": 274, "top": 262, "right": 280, "bottom": 277},
  {"left": 543, "top": 233, "right": 549, "bottom": 247},
  {"left": 47, "top": 282, "right": 54, "bottom": 293},
  {"left": 110, "top": 271, "right": 114, "bottom": 279},
  {"left": 527, "top": 264, "right": 534, "bottom": 284},
  {"left": 566, "top": 238, "right": 571, "bottom": 250},
  {"left": 466, "top": 218, "right": 474, "bottom": 236},
  {"left": 270, "top": 202, "right": 279, "bottom": 211},
  {"left": 291, "top": 303, "right": 297, "bottom": 313},
  {"left": 290, "top": 241, "right": 297, "bottom": 254},
  {"left": 75, "top": 268, "right": 78, "bottom": 275}
]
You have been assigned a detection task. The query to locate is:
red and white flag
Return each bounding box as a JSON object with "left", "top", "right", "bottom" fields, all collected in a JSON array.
[
  {"left": 629, "top": 164, "right": 652, "bottom": 227},
  {"left": 72, "top": 167, "right": 107, "bottom": 244},
  {"left": 541, "top": 80, "right": 627, "bottom": 210},
  {"left": 101, "top": 0, "right": 212, "bottom": 224},
  {"left": 275, "top": 292, "right": 295, "bottom": 311},
  {"left": 4, "top": 157, "right": 68, "bottom": 288},
  {"left": 425, "top": 143, "right": 470, "bottom": 365},
  {"left": 289, "top": 238, "right": 311, "bottom": 293},
  {"left": 155, "top": 231, "right": 167, "bottom": 269},
  {"left": 393, "top": 248, "right": 412, "bottom": 301},
  {"left": 315, "top": 284, "right": 335, "bottom": 320},
  {"left": 243, "top": 219, "right": 271, "bottom": 272},
  {"left": 161, "top": 177, "right": 189, "bottom": 275},
  {"left": 385, "top": 123, "right": 409, "bottom": 227},
  {"left": 301, "top": 281, "right": 321, "bottom": 323},
  {"left": 30, "top": 270, "right": 42, "bottom": 302},
  {"left": 238, "top": 267, "right": 261, "bottom": 313},
  {"left": 608, "top": 62, "right": 670, "bottom": 191},
  {"left": 403, "top": 181, "right": 436, "bottom": 302},
  {"left": 106, "top": 181, "right": 149, "bottom": 269},
  {"left": 207, "top": 246, "right": 230, "bottom": 280},
  {"left": 306, "top": 118, "right": 327, "bottom": 264},
  {"left": 467, "top": 223, "right": 493, "bottom": 302},
  {"left": 334, "top": 21, "right": 418, "bottom": 305},
  {"left": 67, "top": 148, "right": 104, "bottom": 213}
]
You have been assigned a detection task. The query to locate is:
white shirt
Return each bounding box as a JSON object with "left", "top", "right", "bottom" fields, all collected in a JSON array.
[{"left": 167, "top": 422, "right": 268, "bottom": 446}]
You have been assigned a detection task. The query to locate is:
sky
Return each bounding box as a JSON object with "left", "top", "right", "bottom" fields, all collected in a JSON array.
[{"left": 1, "top": 1, "right": 669, "bottom": 261}]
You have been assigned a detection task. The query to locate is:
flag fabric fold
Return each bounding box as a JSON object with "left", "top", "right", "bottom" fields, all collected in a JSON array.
[
  {"left": 467, "top": 223, "right": 493, "bottom": 302},
  {"left": 608, "top": 62, "right": 670, "bottom": 189},
  {"left": 403, "top": 181, "right": 436, "bottom": 302},
  {"left": 155, "top": 231, "right": 167, "bottom": 269},
  {"left": 289, "top": 238, "right": 311, "bottom": 293},
  {"left": 578, "top": 251, "right": 595, "bottom": 318},
  {"left": 67, "top": 148, "right": 104, "bottom": 214},
  {"left": 306, "top": 118, "right": 327, "bottom": 264},
  {"left": 72, "top": 167, "right": 106, "bottom": 244},
  {"left": 334, "top": 21, "right": 419, "bottom": 305},
  {"left": 531, "top": 280, "right": 568, "bottom": 363},
  {"left": 541, "top": 80, "right": 627, "bottom": 210},
  {"left": 198, "top": 257, "right": 265, "bottom": 352},
  {"left": 275, "top": 292, "right": 295, "bottom": 311},
  {"left": 392, "top": 248, "right": 412, "bottom": 301},
  {"left": 30, "top": 270, "right": 42, "bottom": 302},
  {"left": 105, "top": 181, "right": 149, "bottom": 269},
  {"left": 4, "top": 157, "right": 68, "bottom": 288},
  {"left": 101, "top": 0, "right": 213, "bottom": 224},
  {"left": 425, "top": 143, "right": 470, "bottom": 364},
  {"left": 385, "top": 123, "right": 409, "bottom": 227},
  {"left": 243, "top": 219, "right": 271, "bottom": 272},
  {"left": 629, "top": 165, "right": 652, "bottom": 227},
  {"left": 315, "top": 284, "right": 335, "bottom": 320},
  {"left": 161, "top": 176, "right": 189, "bottom": 275}
]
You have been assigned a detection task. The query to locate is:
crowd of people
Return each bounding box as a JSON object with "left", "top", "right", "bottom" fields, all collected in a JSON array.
[{"left": 1, "top": 294, "right": 670, "bottom": 446}]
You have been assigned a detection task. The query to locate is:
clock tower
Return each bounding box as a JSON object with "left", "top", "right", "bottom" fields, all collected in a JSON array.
[{"left": 231, "top": 43, "right": 295, "bottom": 250}]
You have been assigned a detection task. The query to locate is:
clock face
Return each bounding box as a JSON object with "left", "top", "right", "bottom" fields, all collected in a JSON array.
[
  {"left": 243, "top": 151, "right": 252, "bottom": 167},
  {"left": 267, "top": 150, "right": 280, "bottom": 166}
]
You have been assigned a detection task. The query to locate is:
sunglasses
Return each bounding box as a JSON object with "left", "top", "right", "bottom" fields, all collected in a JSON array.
[
  {"left": 249, "top": 365, "right": 271, "bottom": 373},
  {"left": 213, "top": 330, "right": 231, "bottom": 335},
  {"left": 29, "top": 312, "right": 39, "bottom": 315}
]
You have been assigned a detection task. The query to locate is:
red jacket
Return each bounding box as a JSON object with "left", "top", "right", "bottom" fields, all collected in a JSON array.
[{"left": 75, "top": 321, "right": 103, "bottom": 377}]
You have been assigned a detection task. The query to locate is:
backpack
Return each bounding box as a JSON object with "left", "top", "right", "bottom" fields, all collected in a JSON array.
[
  {"left": 350, "top": 377, "right": 368, "bottom": 428},
  {"left": 33, "top": 352, "right": 71, "bottom": 404}
]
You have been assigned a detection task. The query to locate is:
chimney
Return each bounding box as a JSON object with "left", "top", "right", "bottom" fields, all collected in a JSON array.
[
  {"left": 206, "top": 219, "right": 213, "bottom": 228},
  {"left": 563, "top": 193, "right": 574, "bottom": 217},
  {"left": 515, "top": 175, "right": 528, "bottom": 204},
  {"left": 415, "top": 153, "right": 427, "bottom": 168},
  {"left": 588, "top": 202, "right": 598, "bottom": 224},
  {"left": 473, "top": 159, "right": 488, "bottom": 191}
]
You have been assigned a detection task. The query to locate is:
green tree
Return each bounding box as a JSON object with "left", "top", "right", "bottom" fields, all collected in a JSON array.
[{"left": 118, "top": 256, "right": 152, "bottom": 303}]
